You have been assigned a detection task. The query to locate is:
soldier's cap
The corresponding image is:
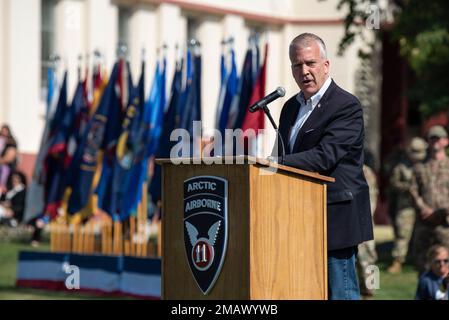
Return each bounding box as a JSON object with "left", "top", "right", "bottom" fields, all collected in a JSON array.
[
  {"left": 427, "top": 125, "right": 448, "bottom": 140},
  {"left": 407, "top": 137, "right": 428, "bottom": 160}
]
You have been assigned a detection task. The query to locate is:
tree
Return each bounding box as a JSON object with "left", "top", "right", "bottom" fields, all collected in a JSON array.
[{"left": 330, "top": 0, "right": 449, "bottom": 117}]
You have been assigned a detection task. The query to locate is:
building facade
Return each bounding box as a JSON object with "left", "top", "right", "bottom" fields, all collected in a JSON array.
[{"left": 0, "top": 0, "right": 381, "bottom": 177}]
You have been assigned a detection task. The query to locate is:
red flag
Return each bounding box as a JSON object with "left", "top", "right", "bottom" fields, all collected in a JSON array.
[{"left": 241, "top": 43, "right": 268, "bottom": 134}]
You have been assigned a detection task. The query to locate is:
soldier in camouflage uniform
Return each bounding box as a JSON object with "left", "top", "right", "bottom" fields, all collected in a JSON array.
[
  {"left": 387, "top": 137, "right": 428, "bottom": 273},
  {"left": 357, "top": 164, "right": 378, "bottom": 297},
  {"left": 410, "top": 126, "right": 449, "bottom": 274}
]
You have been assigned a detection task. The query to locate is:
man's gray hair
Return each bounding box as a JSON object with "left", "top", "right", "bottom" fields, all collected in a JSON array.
[{"left": 290, "top": 33, "right": 327, "bottom": 59}]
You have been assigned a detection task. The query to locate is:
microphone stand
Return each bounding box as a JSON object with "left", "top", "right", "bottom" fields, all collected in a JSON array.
[{"left": 261, "top": 105, "right": 286, "bottom": 165}]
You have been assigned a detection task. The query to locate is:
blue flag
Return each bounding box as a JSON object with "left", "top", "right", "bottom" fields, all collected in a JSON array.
[
  {"left": 43, "top": 72, "right": 68, "bottom": 219},
  {"left": 218, "top": 49, "right": 238, "bottom": 135},
  {"left": 96, "top": 59, "right": 134, "bottom": 219},
  {"left": 67, "top": 63, "right": 119, "bottom": 215},
  {"left": 47, "top": 67, "right": 55, "bottom": 118},
  {"left": 229, "top": 46, "right": 256, "bottom": 130},
  {"left": 115, "top": 62, "right": 146, "bottom": 220},
  {"left": 180, "top": 50, "right": 201, "bottom": 133},
  {"left": 178, "top": 49, "right": 193, "bottom": 132},
  {"left": 68, "top": 81, "right": 89, "bottom": 152},
  {"left": 23, "top": 67, "right": 61, "bottom": 222},
  {"left": 146, "top": 58, "right": 166, "bottom": 157},
  {"left": 118, "top": 59, "right": 165, "bottom": 219},
  {"left": 116, "top": 61, "right": 145, "bottom": 170},
  {"left": 47, "top": 72, "right": 68, "bottom": 138},
  {"left": 222, "top": 44, "right": 260, "bottom": 156},
  {"left": 178, "top": 49, "right": 202, "bottom": 157},
  {"left": 215, "top": 52, "right": 227, "bottom": 128},
  {"left": 149, "top": 59, "right": 184, "bottom": 208}
]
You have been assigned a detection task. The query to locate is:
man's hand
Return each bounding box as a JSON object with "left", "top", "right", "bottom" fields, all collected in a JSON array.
[
  {"left": 422, "top": 208, "right": 446, "bottom": 226},
  {"left": 266, "top": 156, "right": 279, "bottom": 164},
  {"left": 420, "top": 207, "right": 434, "bottom": 220}
]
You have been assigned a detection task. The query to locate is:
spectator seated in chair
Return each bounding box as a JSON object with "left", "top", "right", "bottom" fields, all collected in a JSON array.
[
  {"left": 0, "top": 171, "right": 27, "bottom": 228},
  {"left": 415, "top": 244, "right": 449, "bottom": 300}
]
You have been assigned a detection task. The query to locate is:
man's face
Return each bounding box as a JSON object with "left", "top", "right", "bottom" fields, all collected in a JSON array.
[
  {"left": 430, "top": 250, "right": 449, "bottom": 277},
  {"left": 428, "top": 136, "right": 449, "bottom": 153},
  {"left": 290, "top": 41, "right": 329, "bottom": 100}
]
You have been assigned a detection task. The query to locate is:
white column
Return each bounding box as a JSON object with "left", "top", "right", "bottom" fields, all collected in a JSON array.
[
  {"left": 54, "top": 0, "right": 87, "bottom": 96},
  {"left": 128, "top": 4, "right": 157, "bottom": 92},
  {"left": 85, "top": 0, "right": 118, "bottom": 72},
  {"left": 2, "top": 0, "right": 42, "bottom": 153},
  {"left": 196, "top": 18, "right": 223, "bottom": 137},
  {"left": 0, "top": 0, "right": 6, "bottom": 123}
]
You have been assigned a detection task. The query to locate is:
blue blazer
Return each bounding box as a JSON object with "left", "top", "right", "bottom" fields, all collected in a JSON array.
[{"left": 277, "top": 80, "right": 374, "bottom": 251}]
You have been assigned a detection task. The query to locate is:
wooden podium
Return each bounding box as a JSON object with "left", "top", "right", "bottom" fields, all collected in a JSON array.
[{"left": 156, "top": 156, "right": 334, "bottom": 300}]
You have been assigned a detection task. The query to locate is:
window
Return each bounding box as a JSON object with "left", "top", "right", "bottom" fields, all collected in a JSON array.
[
  {"left": 187, "top": 16, "right": 200, "bottom": 43},
  {"left": 41, "top": 0, "right": 57, "bottom": 99},
  {"left": 118, "top": 6, "right": 132, "bottom": 50}
]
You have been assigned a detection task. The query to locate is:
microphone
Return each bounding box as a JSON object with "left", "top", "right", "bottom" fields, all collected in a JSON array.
[
  {"left": 249, "top": 86, "right": 286, "bottom": 113},
  {"left": 248, "top": 87, "right": 287, "bottom": 164}
]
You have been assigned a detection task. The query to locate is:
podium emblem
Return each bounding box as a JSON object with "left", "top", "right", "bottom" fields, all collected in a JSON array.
[{"left": 184, "top": 176, "right": 228, "bottom": 295}]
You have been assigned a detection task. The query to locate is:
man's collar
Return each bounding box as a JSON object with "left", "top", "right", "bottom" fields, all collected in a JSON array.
[{"left": 296, "top": 76, "right": 332, "bottom": 107}]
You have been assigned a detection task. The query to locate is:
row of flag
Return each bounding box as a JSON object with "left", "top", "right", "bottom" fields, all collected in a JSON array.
[{"left": 24, "top": 40, "right": 268, "bottom": 223}]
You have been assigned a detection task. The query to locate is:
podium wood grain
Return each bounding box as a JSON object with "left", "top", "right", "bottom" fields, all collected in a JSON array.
[
  {"left": 249, "top": 165, "right": 327, "bottom": 299},
  {"left": 159, "top": 158, "right": 329, "bottom": 300}
]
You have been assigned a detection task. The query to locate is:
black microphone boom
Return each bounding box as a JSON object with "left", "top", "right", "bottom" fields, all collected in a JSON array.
[
  {"left": 246, "top": 86, "right": 287, "bottom": 164},
  {"left": 249, "top": 86, "right": 286, "bottom": 113}
]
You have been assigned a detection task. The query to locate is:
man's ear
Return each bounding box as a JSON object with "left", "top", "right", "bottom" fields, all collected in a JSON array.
[
  {"left": 324, "top": 59, "right": 330, "bottom": 75},
  {"left": 441, "top": 137, "right": 449, "bottom": 147}
]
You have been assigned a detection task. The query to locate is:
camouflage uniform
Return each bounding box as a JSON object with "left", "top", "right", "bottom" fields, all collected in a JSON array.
[
  {"left": 357, "top": 165, "right": 378, "bottom": 296},
  {"left": 389, "top": 159, "right": 416, "bottom": 263},
  {"left": 389, "top": 137, "right": 429, "bottom": 266},
  {"left": 411, "top": 157, "right": 449, "bottom": 273}
]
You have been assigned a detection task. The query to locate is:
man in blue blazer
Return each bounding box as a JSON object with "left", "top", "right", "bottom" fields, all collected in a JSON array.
[{"left": 276, "top": 33, "right": 374, "bottom": 299}]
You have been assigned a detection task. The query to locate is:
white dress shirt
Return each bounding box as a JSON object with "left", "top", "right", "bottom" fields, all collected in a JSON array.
[{"left": 289, "top": 77, "right": 332, "bottom": 152}]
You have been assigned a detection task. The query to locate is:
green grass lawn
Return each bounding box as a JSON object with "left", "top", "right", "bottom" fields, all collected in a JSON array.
[
  {"left": 0, "top": 226, "right": 419, "bottom": 300},
  {"left": 370, "top": 226, "right": 419, "bottom": 300},
  {"left": 372, "top": 243, "right": 418, "bottom": 300}
]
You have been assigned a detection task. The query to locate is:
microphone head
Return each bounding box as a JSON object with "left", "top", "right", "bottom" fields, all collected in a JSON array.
[{"left": 276, "top": 86, "right": 286, "bottom": 97}]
